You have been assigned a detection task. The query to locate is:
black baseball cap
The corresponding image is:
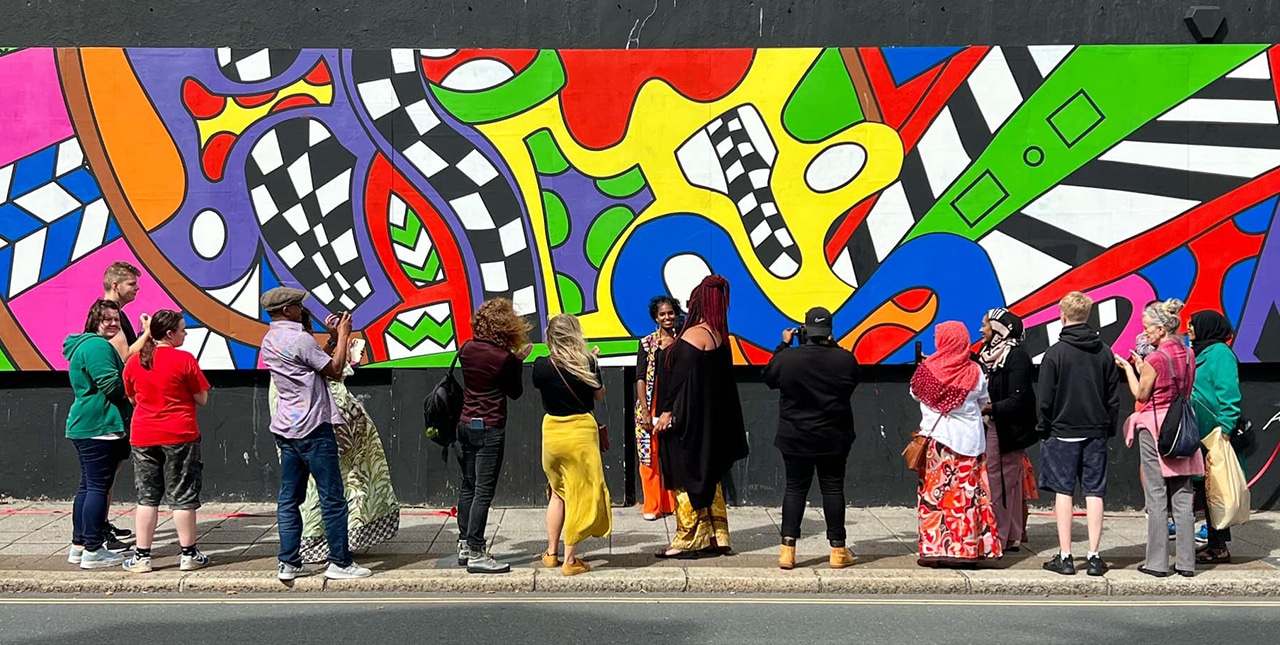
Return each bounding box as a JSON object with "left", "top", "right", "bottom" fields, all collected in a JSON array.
[{"left": 804, "top": 307, "right": 833, "bottom": 338}]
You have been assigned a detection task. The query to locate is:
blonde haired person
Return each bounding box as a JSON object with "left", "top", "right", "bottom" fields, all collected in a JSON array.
[
  {"left": 531, "top": 314, "right": 612, "bottom": 576},
  {"left": 1116, "top": 298, "right": 1205, "bottom": 577}
]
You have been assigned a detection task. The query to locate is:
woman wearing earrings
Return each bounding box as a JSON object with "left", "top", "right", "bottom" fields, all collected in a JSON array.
[{"left": 634, "top": 296, "right": 682, "bottom": 520}]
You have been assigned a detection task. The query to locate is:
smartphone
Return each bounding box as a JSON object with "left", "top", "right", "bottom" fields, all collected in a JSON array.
[
  {"left": 348, "top": 338, "right": 366, "bottom": 364},
  {"left": 469, "top": 418, "right": 485, "bottom": 430}
]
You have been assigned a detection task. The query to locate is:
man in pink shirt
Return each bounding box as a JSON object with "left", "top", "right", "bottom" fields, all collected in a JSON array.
[{"left": 259, "top": 287, "right": 372, "bottom": 581}]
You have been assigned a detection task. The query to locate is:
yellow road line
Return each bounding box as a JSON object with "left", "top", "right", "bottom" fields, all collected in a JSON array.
[{"left": 1, "top": 597, "right": 1279, "bottom": 607}]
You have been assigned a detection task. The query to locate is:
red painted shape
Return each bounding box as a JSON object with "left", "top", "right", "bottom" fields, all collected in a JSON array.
[
  {"left": 853, "top": 325, "right": 917, "bottom": 364},
  {"left": 895, "top": 46, "right": 989, "bottom": 151},
  {"left": 200, "top": 132, "right": 236, "bottom": 181},
  {"left": 362, "top": 155, "right": 476, "bottom": 361},
  {"left": 559, "top": 49, "right": 755, "bottom": 150},
  {"left": 182, "top": 78, "right": 225, "bottom": 119},
  {"left": 419, "top": 49, "right": 539, "bottom": 84},
  {"left": 234, "top": 91, "right": 278, "bottom": 109},
  {"left": 735, "top": 336, "right": 775, "bottom": 365},
  {"left": 859, "top": 48, "right": 941, "bottom": 131},
  {"left": 305, "top": 59, "right": 332, "bottom": 85},
  {"left": 1184, "top": 221, "right": 1264, "bottom": 316},
  {"left": 824, "top": 197, "right": 876, "bottom": 264},
  {"left": 893, "top": 288, "right": 934, "bottom": 312},
  {"left": 1011, "top": 169, "right": 1280, "bottom": 317},
  {"left": 270, "top": 95, "right": 320, "bottom": 113}
]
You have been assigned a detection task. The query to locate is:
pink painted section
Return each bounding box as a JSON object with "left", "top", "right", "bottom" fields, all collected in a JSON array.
[
  {"left": 8, "top": 239, "right": 179, "bottom": 370},
  {"left": 1022, "top": 275, "right": 1156, "bottom": 359},
  {"left": 0, "top": 48, "right": 75, "bottom": 168}
]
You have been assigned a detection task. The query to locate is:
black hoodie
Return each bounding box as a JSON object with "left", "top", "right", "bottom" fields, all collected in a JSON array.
[{"left": 1036, "top": 323, "right": 1121, "bottom": 439}]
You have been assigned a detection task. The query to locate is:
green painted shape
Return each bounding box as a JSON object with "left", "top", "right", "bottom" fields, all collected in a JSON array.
[
  {"left": 372, "top": 339, "right": 640, "bottom": 368},
  {"left": 542, "top": 190, "right": 571, "bottom": 247},
  {"left": 909, "top": 44, "right": 1268, "bottom": 242},
  {"left": 556, "top": 273, "right": 584, "bottom": 315},
  {"left": 401, "top": 250, "right": 442, "bottom": 284},
  {"left": 0, "top": 345, "right": 14, "bottom": 371},
  {"left": 386, "top": 314, "right": 455, "bottom": 350},
  {"left": 595, "top": 165, "right": 648, "bottom": 198},
  {"left": 584, "top": 206, "right": 636, "bottom": 269},
  {"left": 525, "top": 129, "right": 570, "bottom": 175},
  {"left": 428, "top": 50, "right": 566, "bottom": 124},
  {"left": 781, "top": 48, "right": 865, "bottom": 143},
  {"left": 389, "top": 206, "right": 443, "bottom": 284}
]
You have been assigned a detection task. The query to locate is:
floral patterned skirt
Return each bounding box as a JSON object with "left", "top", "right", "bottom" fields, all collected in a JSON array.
[{"left": 917, "top": 438, "right": 1003, "bottom": 562}]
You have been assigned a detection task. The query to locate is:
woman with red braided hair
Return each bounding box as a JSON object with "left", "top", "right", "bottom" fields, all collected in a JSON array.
[{"left": 652, "top": 275, "right": 748, "bottom": 559}]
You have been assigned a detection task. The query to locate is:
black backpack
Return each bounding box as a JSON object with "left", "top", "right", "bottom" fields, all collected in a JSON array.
[
  {"left": 423, "top": 342, "right": 468, "bottom": 461},
  {"left": 1155, "top": 348, "right": 1201, "bottom": 459}
]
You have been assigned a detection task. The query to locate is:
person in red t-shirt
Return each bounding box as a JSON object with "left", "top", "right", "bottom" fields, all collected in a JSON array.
[{"left": 120, "top": 310, "right": 211, "bottom": 574}]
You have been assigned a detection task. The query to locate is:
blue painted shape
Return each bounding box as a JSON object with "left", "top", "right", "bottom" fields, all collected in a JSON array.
[
  {"left": 612, "top": 214, "right": 794, "bottom": 347},
  {"left": 1138, "top": 246, "right": 1196, "bottom": 302},
  {"left": 8, "top": 146, "right": 58, "bottom": 199},
  {"left": 0, "top": 246, "right": 12, "bottom": 299},
  {"left": 0, "top": 204, "right": 44, "bottom": 241},
  {"left": 881, "top": 47, "right": 962, "bottom": 85},
  {"left": 1233, "top": 196, "right": 1278, "bottom": 235},
  {"left": 104, "top": 217, "right": 122, "bottom": 242},
  {"left": 228, "top": 338, "right": 260, "bottom": 369},
  {"left": 258, "top": 257, "right": 283, "bottom": 323},
  {"left": 1222, "top": 259, "right": 1257, "bottom": 329},
  {"left": 39, "top": 207, "right": 83, "bottom": 281},
  {"left": 830, "top": 233, "right": 1004, "bottom": 363},
  {"left": 183, "top": 313, "right": 201, "bottom": 328},
  {"left": 57, "top": 169, "right": 101, "bottom": 204}
]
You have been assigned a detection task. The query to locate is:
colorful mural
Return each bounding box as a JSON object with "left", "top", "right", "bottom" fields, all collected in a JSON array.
[{"left": 2, "top": 45, "right": 1280, "bottom": 370}]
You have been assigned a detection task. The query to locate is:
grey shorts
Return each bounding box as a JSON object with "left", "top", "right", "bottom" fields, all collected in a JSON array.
[{"left": 132, "top": 440, "right": 203, "bottom": 510}]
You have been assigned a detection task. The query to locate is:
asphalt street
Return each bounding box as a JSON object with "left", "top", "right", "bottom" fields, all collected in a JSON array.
[{"left": 0, "top": 595, "right": 1276, "bottom": 644}]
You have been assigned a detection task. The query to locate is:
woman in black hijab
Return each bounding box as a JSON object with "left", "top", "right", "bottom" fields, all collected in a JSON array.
[{"left": 1188, "top": 310, "right": 1244, "bottom": 563}]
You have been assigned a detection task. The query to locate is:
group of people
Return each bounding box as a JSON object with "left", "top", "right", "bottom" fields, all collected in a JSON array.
[
  {"left": 64, "top": 267, "right": 399, "bottom": 579},
  {"left": 63, "top": 263, "right": 1246, "bottom": 581}
]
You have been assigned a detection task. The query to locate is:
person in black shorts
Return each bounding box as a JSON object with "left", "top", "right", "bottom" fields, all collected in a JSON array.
[{"left": 1036, "top": 291, "right": 1121, "bottom": 577}]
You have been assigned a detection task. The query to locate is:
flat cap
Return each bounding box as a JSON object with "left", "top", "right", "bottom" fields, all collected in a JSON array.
[{"left": 260, "top": 287, "right": 308, "bottom": 312}]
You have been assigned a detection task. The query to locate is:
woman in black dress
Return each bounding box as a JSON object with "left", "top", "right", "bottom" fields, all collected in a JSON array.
[{"left": 653, "top": 275, "right": 748, "bottom": 558}]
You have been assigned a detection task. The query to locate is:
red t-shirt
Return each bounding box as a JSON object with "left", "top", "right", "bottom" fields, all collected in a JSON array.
[{"left": 123, "top": 347, "right": 210, "bottom": 447}]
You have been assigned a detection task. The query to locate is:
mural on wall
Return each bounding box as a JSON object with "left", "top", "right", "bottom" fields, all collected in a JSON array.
[{"left": 2, "top": 45, "right": 1280, "bottom": 370}]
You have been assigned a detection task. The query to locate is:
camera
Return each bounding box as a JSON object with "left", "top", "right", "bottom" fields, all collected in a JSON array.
[{"left": 792, "top": 326, "right": 809, "bottom": 346}]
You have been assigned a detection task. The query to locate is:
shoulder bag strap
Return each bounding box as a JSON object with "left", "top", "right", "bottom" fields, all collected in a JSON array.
[{"left": 448, "top": 340, "right": 470, "bottom": 378}]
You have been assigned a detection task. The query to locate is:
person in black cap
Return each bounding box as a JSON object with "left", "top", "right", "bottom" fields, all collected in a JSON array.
[{"left": 762, "top": 307, "right": 861, "bottom": 570}]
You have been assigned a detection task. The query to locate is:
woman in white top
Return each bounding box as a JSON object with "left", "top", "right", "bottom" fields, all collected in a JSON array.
[{"left": 911, "top": 321, "right": 1003, "bottom": 568}]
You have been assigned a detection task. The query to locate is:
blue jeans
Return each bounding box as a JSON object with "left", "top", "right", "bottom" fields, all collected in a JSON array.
[
  {"left": 455, "top": 424, "right": 506, "bottom": 551},
  {"left": 275, "top": 424, "right": 351, "bottom": 568},
  {"left": 72, "top": 438, "right": 128, "bottom": 551}
]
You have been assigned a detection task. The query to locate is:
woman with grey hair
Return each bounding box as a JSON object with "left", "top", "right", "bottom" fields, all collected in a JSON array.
[{"left": 1114, "top": 298, "right": 1205, "bottom": 577}]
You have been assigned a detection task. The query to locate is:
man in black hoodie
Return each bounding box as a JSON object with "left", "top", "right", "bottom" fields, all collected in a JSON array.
[{"left": 1036, "top": 291, "right": 1121, "bottom": 577}]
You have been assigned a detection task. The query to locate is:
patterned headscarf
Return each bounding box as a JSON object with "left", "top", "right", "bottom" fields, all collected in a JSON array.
[
  {"left": 911, "top": 321, "right": 981, "bottom": 414},
  {"left": 977, "top": 308, "right": 1024, "bottom": 374}
]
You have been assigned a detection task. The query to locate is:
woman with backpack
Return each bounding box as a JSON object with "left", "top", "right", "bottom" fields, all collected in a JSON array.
[
  {"left": 532, "top": 314, "right": 612, "bottom": 576},
  {"left": 1116, "top": 298, "right": 1205, "bottom": 577}
]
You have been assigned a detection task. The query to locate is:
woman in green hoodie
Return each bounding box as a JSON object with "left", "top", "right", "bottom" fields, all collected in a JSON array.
[
  {"left": 63, "top": 299, "right": 133, "bottom": 569},
  {"left": 1188, "top": 310, "right": 1243, "bottom": 565}
]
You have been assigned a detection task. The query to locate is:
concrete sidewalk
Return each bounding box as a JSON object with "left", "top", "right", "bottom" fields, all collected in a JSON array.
[{"left": 1, "top": 500, "right": 1278, "bottom": 595}]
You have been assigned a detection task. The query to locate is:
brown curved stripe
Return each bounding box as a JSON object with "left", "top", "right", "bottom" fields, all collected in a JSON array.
[{"left": 0, "top": 300, "right": 51, "bottom": 370}]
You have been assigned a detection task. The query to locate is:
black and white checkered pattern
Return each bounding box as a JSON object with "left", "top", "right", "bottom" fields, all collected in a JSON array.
[
  {"left": 245, "top": 117, "right": 373, "bottom": 313},
  {"left": 349, "top": 49, "right": 539, "bottom": 324},
  {"left": 701, "top": 106, "right": 800, "bottom": 278},
  {"left": 216, "top": 48, "right": 300, "bottom": 83}
]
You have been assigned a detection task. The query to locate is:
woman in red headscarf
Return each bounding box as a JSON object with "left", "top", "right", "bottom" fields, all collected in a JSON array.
[{"left": 912, "top": 321, "right": 1003, "bottom": 567}]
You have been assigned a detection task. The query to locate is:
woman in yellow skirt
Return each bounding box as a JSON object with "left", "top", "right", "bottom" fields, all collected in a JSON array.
[{"left": 531, "top": 314, "right": 612, "bottom": 576}]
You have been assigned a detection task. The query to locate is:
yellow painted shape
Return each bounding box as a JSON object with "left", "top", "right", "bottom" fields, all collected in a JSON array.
[{"left": 195, "top": 80, "right": 333, "bottom": 146}]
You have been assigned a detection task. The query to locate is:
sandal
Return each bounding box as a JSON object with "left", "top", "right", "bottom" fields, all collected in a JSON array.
[
  {"left": 1195, "top": 547, "right": 1230, "bottom": 564},
  {"left": 654, "top": 549, "right": 684, "bottom": 559}
]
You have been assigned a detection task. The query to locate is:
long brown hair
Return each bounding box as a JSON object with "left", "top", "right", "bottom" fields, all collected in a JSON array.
[
  {"left": 139, "top": 310, "right": 184, "bottom": 370},
  {"left": 471, "top": 298, "right": 531, "bottom": 352},
  {"left": 83, "top": 299, "right": 121, "bottom": 334}
]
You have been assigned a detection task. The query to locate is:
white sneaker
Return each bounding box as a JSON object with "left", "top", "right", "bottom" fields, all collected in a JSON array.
[
  {"left": 325, "top": 562, "right": 373, "bottom": 579},
  {"left": 67, "top": 546, "right": 84, "bottom": 565},
  {"left": 79, "top": 548, "right": 126, "bottom": 569},
  {"left": 277, "top": 562, "right": 308, "bottom": 581},
  {"left": 180, "top": 550, "right": 210, "bottom": 571}
]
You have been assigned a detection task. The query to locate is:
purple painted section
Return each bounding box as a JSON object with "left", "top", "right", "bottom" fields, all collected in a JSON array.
[
  {"left": 541, "top": 168, "right": 654, "bottom": 313},
  {"left": 1236, "top": 216, "right": 1280, "bottom": 362},
  {"left": 125, "top": 49, "right": 397, "bottom": 328}
]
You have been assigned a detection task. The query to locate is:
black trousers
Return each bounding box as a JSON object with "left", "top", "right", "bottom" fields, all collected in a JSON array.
[
  {"left": 1193, "top": 478, "right": 1232, "bottom": 548},
  {"left": 780, "top": 453, "right": 848, "bottom": 543}
]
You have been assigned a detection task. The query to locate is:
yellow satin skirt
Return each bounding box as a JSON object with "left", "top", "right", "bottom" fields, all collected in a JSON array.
[{"left": 542, "top": 413, "right": 612, "bottom": 545}]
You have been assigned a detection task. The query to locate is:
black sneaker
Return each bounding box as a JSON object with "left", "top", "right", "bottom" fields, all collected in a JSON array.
[
  {"left": 1043, "top": 553, "right": 1076, "bottom": 575},
  {"left": 105, "top": 536, "right": 134, "bottom": 553},
  {"left": 108, "top": 522, "right": 135, "bottom": 541},
  {"left": 1086, "top": 554, "right": 1109, "bottom": 577}
]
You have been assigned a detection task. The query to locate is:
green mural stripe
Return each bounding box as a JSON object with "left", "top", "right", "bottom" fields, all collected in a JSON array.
[
  {"left": 556, "top": 272, "right": 584, "bottom": 315},
  {"left": 429, "top": 50, "right": 567, "bottom": 124},
  {"left": 400, "top": 250, "right": 442, "bottom": 283},
  {"left": 386, "top": 315, "right": 455, "bottom": 350},
  {"left": 525, "top": 129, "right": 571, "bottom": 175},
  {"left": 388, "top": 206, "right": 423, "bottom": 246},
  {"left": 585, "top": 205, "right": 636, "bottom": 269},
  {"left": 542, "top": 189, "right": 571, "bottom": 247},
  {"left": 0, "top": 345, "right": 14, "bottom": 372},
  {"left": 595, "top": 165, "right": 648, "bottom": 198},
  {"left": 908, "top": 44, "right": 1268, "bottom": 241},
  {"left": 374, "top": 338, "right": 641, "bottom": 369},
  {"left": 781, "top": 48, "right": 866, "bottom": 143}
]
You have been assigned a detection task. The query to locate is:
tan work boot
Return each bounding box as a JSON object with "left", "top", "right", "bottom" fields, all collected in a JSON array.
[
  {"left": 778, "top": 544, "right": 796, "bottom": 570},
  {"left": 830, "top": 546, "right": 855, "bottom": 569}
]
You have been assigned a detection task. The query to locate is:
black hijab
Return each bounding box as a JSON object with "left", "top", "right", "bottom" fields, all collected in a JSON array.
[{"left": 1190, "top": 310, "right": 1232, "bottom": 355}]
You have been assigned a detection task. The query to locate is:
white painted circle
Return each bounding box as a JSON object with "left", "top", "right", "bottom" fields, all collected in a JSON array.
[
  {"left": 192, "top": 209, "right": 227, "bottom": 259},
  {"left": 441, "top": 59, "right": 515, "bottom": 91},
  {"left": 804, "top": 143, "right": 867, "bottom": 193},
  {"left": 662, "top": 254, "right": 712, "bottom": 308}
]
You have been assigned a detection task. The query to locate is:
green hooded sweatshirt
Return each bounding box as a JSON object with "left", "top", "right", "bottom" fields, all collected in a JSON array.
[{"left": 62, "top": 333, "right": 129, "bottom": 439}]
